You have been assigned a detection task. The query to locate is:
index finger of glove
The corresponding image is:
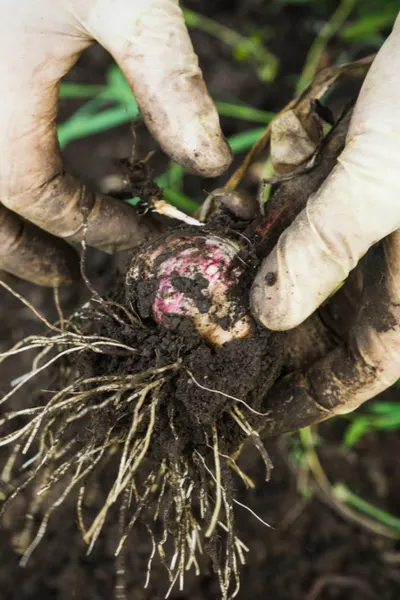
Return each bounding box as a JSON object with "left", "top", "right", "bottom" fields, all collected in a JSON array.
[{"left": 83, "top": 0, "right": 232, "bottom": 177}]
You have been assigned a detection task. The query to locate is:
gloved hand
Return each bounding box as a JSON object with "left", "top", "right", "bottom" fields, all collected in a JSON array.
[
  {"left": 0, "top": 0, "right": 231, "bottom": 286},
  {"left": 251, "top": 14, "right": 400, "bottom": 433}
]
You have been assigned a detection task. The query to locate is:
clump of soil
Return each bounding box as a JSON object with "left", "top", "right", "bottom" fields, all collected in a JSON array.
[{"left": 84, "top": 282, "right": 283, "bottom": 461}]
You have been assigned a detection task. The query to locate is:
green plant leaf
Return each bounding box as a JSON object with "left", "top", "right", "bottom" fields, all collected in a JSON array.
[
  {"left": 125, "top": 197, "right": 141, "bottom": 206},
  {"left": 341, "top": 8, "right": 398, "bottom": 41},
  {"left": 343, "top": 417, "right": 371, "bottom": 447},
  {"left": 367, "top": 402, "right": 400, "bottom": 415},
  {"left": 59, "top": 82, "right": 107, "bottom": 98},
  {"left": 334, "top": 483, "right": 400, "bottom": 533},
  {"left": 227, "top": 127, "right": 265, "bottom": 153},
  {"left": 216, "top": 102, "right": 275, "bottom": 123},
  {"left": 107, "top": 65, "right": 135, "bottom": 105},
  {"left": 168, "top": 163, "right": 185, "bottom": 191},
  {"left": 58, "top": 104, "right": 140, "bottom": 149},
  {"left": 183, "top": 8, "right": 278, "bottom": 82}
]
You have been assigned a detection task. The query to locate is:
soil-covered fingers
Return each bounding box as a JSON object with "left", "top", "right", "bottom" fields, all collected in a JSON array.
[
  {"left": 83, "top": 0, "right": 232, "bottom": 177},
  {"left": 262, "top": 230, "right": 400, "bottom": 437},
  {"left": 0, "top": 205, "right": 79, "bottom": 286},
  {"left": 252, "top": 13, "right": 400, "bottom": 330}
]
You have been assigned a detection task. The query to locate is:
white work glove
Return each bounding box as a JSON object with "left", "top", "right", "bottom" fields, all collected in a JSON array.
[
  {"left": 251, "top": 14, "right": 400, "bottom": 432},
  {"left": 0, "top": 0, "right": 232, "bottom": 286}
]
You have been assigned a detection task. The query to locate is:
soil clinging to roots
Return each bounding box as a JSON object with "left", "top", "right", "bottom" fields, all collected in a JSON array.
[{"left": 0, "top": 219, "right": 285, "bottom": 600}]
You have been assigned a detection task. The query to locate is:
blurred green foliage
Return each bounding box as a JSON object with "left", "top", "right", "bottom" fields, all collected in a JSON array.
[
  {"left": 182, "top": 8, "right": 278, "bottom": 82},
  {"left": 276, "top": 0, "right": 397, "bottom": 46},
  {"left": 343, "top": 400, "right": 400, "bottom": 447}
]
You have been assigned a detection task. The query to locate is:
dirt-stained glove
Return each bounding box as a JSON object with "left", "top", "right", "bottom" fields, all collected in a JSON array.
[
  {"left": 0, "top": 0, "right": 232, "bottom": 286},
  {"left": 251, "top": 14, "right": 400, "bottom": 431}
]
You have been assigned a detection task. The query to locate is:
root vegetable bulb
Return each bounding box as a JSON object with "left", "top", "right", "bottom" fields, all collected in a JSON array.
[{"left": 126, "top": 231, "right": 254, "bottom": 345}]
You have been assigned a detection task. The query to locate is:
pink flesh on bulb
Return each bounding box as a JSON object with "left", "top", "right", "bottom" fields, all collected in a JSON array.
[{"left": 129, "top": 235, "right": 253, "bottom": 345}]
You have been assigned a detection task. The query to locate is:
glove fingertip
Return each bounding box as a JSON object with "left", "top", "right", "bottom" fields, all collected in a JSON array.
[
  {"left": 167, "top": 132, "right": 233, "bottom": 178},
  {"left": 250, "top": 255, "right": 311, "bottom": 332}
]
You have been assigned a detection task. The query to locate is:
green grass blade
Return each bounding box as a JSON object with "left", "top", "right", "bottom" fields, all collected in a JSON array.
[
  {"left": 341, "top": 8, "right": 398, "bottom": 42},
  {"left": 162, "top": 188, "right": 199, "bottom": 215},
  {"left": 227, "top": 127, "right": 265, "bottom": 153},
  {"left": 58, "top": 104, "right": 140, "bottom": 149},
  {"left": 156, "top": 173, "right": 170, "bottom": 189},
  {"left": 344, "top": 400, "right": 400, "bottom": 447},
  {"left": 334, "top": 483, "right": 400, "bottom": 533},
  {"left": 216, "top": 102, "right": 275, "bottom": 123},
  {"left": 183, "top": 8, "right": 278, "bottom": 82},
  {"left": 367, "top": 402, "right": 400, "bottom": 415},
  {"left": 65, "top": 96, "right": 111, "bottom": 119},
  {"left": 167, "top": 163, "right": 185, "bottom": 191},
  {"left": 296, "top": 0, "right": 357, "bottom": 94},
  {"left": 59, "top": 82, "right": 108, "bottom": 98},
  {"left": 106, "top": 65, "right": 135, "bottom": 104},
  {"left": 125, "top": 197, "right": 141, "bottom": 206},
  {"left": 374, "top": 415, "right": 400, "bottom": 431},
  {"left": 156, "top": 163, "right": 185, "bottom": 195},
  {"left": 343, "top": 417, "right": 371, "bottom": 447}
]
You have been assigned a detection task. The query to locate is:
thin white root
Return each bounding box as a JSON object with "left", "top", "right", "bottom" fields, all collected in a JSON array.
[{"left": 205, "top": 424, "right": 222, "bottom": 538}]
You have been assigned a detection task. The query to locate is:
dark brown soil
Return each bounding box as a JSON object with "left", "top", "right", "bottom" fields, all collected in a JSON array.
[{"left": 1, "top": 2, "right": 400, "bottom": 599}]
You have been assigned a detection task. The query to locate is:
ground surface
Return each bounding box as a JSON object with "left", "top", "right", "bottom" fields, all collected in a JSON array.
[{"left": 1, "top": 1, "right": 400, "bottom": 599}]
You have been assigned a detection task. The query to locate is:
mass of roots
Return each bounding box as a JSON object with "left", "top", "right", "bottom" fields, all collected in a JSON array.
[{"left": 0, "top": 284, "right": 275, "bottom": 600}]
